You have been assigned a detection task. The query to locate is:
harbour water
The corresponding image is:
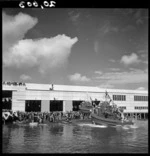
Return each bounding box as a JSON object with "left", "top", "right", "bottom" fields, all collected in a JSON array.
[{"left": 2, "top": 120, "right": 148, "bottom": 153}]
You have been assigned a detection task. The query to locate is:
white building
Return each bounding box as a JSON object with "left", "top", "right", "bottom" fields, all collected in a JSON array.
[{"left": 2, "top": 82, "right": 148, "bottom": 119}]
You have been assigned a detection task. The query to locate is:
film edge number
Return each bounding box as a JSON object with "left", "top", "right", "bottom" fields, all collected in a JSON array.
[{"left": 19, "top": 1, "right": 56, "bottom": 8}]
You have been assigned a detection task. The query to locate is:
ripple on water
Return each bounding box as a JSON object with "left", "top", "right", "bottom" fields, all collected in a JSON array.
[{"left": 2, "top": 120, "right": 148, "bottom": 153}]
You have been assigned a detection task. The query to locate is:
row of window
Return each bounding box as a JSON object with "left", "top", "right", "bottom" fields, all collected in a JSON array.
[
  {"left": 119, "top": 106, "right": 126, "bottom": 110},
  {"left": 112, "top": 95, "right": 148, "bottom": 101},
  {"left": 135, "top": 107, "right": 148, "bottom": 110},
  {"left": 134, "top": 96, "right": 148, "bottom": 101},
  {"left": 113, "top": 95, "right": 126, "bottom": 101}
]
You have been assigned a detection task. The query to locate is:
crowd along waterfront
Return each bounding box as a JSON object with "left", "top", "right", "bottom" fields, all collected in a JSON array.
[{"left": 2, "top": 82, "right": 148, "bottom": 153}]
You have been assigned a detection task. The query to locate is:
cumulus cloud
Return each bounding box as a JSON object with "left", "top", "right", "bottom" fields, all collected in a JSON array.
[
  {"left": 3, "top": 12, "right": 78, "bottom": 74},
  {"left": 120, "top": 53, "right": 141, "bottom": 65},
  {"left": 20, "top": 74, "right": 31, "bottom": 81},
  {"left": 68, "top": 73, "right": 91, "bottom": 82},
  {"left": 3, "top": 35, "right": 78, "bottom": 73},
  {"left": 3, "top": 12, "right": 38, "bottom": 53}
]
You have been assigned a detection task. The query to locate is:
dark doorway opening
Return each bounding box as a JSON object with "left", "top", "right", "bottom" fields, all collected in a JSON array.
[
  {"left": 25, "top": 100, "right": 41, "bottom": 112},
  {"left": 2, "top": 91, "right": 12, "bottom": 110},
  {"left": 73, "top": 101, "right": 83, "bottom": 111},
  {"left": 50, "top": 100, "right": 63, "bottom": 111}
]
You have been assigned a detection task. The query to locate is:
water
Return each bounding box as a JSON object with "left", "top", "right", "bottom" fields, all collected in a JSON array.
[{"left": 2, "top": 120, "right": 148, "bottom": 153}]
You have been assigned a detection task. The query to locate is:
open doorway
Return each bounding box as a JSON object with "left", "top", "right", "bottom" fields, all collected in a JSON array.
[
  {"left": 2, "top": 91, "right": 12, "bottom": 110},
  {"left": 73, "top": 101, "right": 83, "bottom": 111},
  {"left": 50, "top": 100, "right": 63, "bottom": 111},
  {"left": 25, "top": 100, "right": 41, "bottom": 112}
]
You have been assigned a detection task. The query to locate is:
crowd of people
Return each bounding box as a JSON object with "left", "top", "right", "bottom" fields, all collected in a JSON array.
[
  {"left": 2, "top": 81, "right": 25, "bottom": 86},
  {"left": 2, "top": 109, "right": 88, "bottom": 125}
]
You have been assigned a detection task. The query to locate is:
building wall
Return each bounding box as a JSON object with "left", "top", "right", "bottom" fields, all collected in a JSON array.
[
  {"left": 63, "top": 100, "right": 73, "bottom": 112},
  {"left": 3, "top": 84, "right": 148, "bottom": 113},
  {"left": 12, "top": 90, "right": 26, "bottom": 111},
  {"left": 109, "top": 92, "right": 148, "bottom": 113},
  {"left": 41, "top": 100, "right": 50, "bottom": 112}
]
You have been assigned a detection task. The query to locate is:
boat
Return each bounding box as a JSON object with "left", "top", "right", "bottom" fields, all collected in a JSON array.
[
  {"left": 79, "top": 101, "right": 93, "bottom": 114},
  {"left": 91, "top": 113, "right": 134, "bottom": 126},
  {"left": 29, "top": 122, "right": 38, "bottom": 126},
  {"left": 91, "top": 91, "right": 134, "bottom": 126}
]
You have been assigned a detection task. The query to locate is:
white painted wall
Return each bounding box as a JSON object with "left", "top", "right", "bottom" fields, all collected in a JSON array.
[
  {"left": 3, "top": 84, "right": 148, "bottom": 113},
  {"left": 63, "top": 100, "right": 72, "bottom": 112},
  {"left": 41, "top": 100, "right": 50, "bottom": 112}
]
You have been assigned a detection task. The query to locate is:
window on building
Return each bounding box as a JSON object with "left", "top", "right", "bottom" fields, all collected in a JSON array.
[
  {"left": 119, "top": 106, "right": 126, "bottom": 109},
  {"left": 134, "top": 106, "right": 148, "bottom": 110},
  {"left": 113, "top": 95, "right": 126, "bottom": 101},
  {"left": 134, "top": 96, "right": 148, "bottom": 101}
]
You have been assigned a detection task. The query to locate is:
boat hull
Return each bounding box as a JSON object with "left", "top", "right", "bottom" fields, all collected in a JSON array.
[{"left": 91, "top": 113, "right": 134, "bottom": 126}]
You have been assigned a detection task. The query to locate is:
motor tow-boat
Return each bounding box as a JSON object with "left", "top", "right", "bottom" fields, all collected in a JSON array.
[
  {"left": 91, "top": 92, "right": 134, "bottom": 126},
  {"left": 91, "top": 112, "right": 134, "bottom": 126}
]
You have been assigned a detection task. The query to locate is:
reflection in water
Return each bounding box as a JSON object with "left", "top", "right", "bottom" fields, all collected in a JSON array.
[{"left": 2, "top": 121, "right": 148, "bottom": 153}]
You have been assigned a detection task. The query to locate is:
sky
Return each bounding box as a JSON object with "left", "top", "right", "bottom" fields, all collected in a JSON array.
[{"left": 2, "top": 8, "right": 148, "bottom": 90}]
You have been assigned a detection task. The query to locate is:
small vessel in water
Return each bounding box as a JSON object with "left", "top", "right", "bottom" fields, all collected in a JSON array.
[
  {"left": 91, "top": 113, "right": 134, "bottom": 126},
  {"left": 91, "top": 91, "right": 134, "bottom": 126},
  {"left": 29, "top": 122, "right": 38, "bottom": 126}
]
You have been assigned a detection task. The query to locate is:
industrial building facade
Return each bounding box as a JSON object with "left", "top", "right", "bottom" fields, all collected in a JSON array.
[{"left": 2, "top": 83, "right": 148, "bottom": 119}]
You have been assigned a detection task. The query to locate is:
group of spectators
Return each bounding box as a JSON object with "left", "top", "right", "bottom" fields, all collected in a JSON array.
[
  {"left": 2, "top": 81, "right": 26, "bottom": 86},
  {"left": 2, "top": 109, "right": 87, "bottom": 125}
]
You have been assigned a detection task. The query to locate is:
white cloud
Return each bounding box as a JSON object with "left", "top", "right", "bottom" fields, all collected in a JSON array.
[
  {"left": 3, "top": 12, "right": 78, "bottom": 74},
  {"left": 20, "top": 74, "right": 31, "bottom": 81},
  {"left": 69, "top": 73, "right": 91, "bottom": 82},
  {"left": 94, "top": 68, "right": 148, "bottom": 85},
  {"left": 3, "top": 35, "right": 78, "bottom": 73},
  {"left": 120, "top": 53, "right": 141, "bottom": 65},
  {"left": 136, "top": 87, "right": 146, "bottom": 90},
  {"left": 3, "top": 12, "right": 38, "bottom": 53},
  {"left": 94, "top": 70, "right": 103, "bottom": 75}
]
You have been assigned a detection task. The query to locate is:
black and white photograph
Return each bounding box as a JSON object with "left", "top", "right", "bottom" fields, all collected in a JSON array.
[{"left": 2, "top": 1, "right": 148, "bottom": 153}]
